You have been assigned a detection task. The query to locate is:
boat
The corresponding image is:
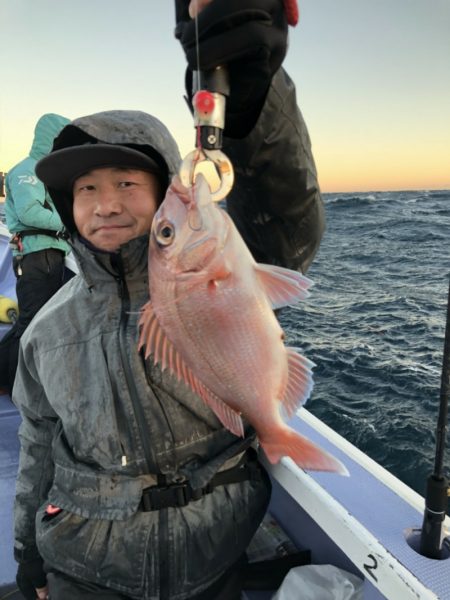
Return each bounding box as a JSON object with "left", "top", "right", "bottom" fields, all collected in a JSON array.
[{"left": 0, "top": 224, "right": 449, "bottom": 600}]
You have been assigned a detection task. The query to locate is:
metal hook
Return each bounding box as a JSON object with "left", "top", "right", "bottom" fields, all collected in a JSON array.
[{"left": 179, "top": 148, "right": 234, "bottom": 202}]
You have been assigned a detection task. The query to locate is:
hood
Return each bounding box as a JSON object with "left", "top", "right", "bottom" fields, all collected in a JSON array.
[
  {"left": 29, "top": 113, "right": 70, "bottom": 160},
  {"left": 38, "top": 110, "right": 181, "bottom": 234}
]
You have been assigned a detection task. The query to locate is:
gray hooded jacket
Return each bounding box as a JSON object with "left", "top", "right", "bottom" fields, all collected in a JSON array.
[{"left": 13, "top": 68, "right": 324, "bottom": 599}]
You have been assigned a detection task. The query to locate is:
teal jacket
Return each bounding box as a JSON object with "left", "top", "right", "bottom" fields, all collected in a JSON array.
[{"left": 5, "top": 113, "right": 70, "bottom": 256}]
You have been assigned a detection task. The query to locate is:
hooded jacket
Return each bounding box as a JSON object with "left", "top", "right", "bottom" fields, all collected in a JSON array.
[
  {"left": 13, "top": 69, "right": 324, "bottom": 599},
  {"left": 5, "top": 113, "right": 70, "bottom": 256}
]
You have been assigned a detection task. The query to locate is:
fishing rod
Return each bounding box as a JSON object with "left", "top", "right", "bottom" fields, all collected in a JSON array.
[{"left": 419, "top": 278, "right": 450, "bottom": 559}]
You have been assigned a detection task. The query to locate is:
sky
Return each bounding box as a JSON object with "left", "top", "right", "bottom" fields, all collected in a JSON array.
[{"left": 1, "top": 0, "right": 449, "bottom": 193}]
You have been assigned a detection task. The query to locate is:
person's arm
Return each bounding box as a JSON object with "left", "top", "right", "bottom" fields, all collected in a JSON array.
[
  {"left": 176, "top": 0, "right": 324, "bottom": 272},
  {"left": 7, "top": 164, "right": 65, "bottom": 231},
  {"left": 13, "top": 341, "right": 57, "bottom": 599},
  {"left": 223, "top": 67, "right": 324, "bottom": 272}
]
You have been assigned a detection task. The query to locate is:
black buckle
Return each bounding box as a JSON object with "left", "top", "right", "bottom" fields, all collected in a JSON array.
[
  {"left": 173, "top": 482, "right": 191, "bottom": 507},
  {"left": 140, "top": 482, "right": 192, "bottom": 511},
  {"left": 139, "top": 456, "right": 261, "bottom": 512}
]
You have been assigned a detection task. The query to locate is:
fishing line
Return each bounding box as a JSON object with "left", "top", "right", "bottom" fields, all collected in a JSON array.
[
  {"left": 194, "top": 0, "right": 201, "bottom": 90},
  {"left": 192, "top": 0, "right": 207, "bottom": 178}
]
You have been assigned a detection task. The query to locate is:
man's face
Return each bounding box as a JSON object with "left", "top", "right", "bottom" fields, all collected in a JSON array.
[{"left": 73, "top": 167, "right": 160, "bottom": 252}]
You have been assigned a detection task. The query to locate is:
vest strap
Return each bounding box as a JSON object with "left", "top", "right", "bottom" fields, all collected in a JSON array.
[{"left": 139, "top": 452, "right": 262, "bottom": 511}]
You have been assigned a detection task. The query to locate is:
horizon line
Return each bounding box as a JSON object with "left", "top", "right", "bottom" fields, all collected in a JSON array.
[{"left": 1, "top": 187, "right": 449, "bottom": 203}]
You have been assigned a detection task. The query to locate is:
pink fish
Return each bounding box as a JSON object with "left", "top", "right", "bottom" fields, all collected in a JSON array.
[{"left": 139, "top": 176, "right": 346, "bottom": 474}]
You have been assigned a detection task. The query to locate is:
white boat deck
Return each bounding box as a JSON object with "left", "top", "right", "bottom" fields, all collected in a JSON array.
[{"left": 264, "top": 409, "right": 450, "bottom": 600}]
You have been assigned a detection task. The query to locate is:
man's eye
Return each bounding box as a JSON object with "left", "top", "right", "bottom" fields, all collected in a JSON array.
[
  {"left": 78, "top": 184, "right": 95, "bottom": 192},
  {"left": 118, "top": 181, "right": 135, "bottom": 188}
]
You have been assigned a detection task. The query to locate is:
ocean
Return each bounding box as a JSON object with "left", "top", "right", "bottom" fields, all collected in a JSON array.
[{"left": 280, "top": 189, "right": 450, "bottom": 500}]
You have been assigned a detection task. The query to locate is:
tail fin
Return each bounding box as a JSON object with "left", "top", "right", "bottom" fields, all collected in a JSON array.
[{"left": 260, "top": 426, "right": 348, "bottom": 475}]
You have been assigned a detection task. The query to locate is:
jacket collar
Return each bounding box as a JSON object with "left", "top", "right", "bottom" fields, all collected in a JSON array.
[{"left": 70, "top": 233, "right": 149, "bottom": 290}]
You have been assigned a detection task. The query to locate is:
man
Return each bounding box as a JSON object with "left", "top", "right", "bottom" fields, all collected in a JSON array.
[
  {"left": 13, "top": 1, "right": 325, "bottom": 599},
  {"left": 0, "top": 113, "right": 71, "bottom": 393}
]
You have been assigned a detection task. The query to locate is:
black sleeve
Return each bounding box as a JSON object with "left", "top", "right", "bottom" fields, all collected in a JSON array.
[{"left": 223, "top": 68, "right": 325, "bottom": 273}]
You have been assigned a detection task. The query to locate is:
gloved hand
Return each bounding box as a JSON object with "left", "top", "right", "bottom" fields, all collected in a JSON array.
[
  {"left": 175, "top": 0, "right": 289, "bottom": 137},
  {"left": 16, "top": 557, "right": 48, "bottom": 600}
]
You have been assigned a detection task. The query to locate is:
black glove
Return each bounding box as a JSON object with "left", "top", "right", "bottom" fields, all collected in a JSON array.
[
  {"left": 16, "top": 557, "right": 47, "bottom": 600},
  {"left": 175, "top": 0, "right": 288, "bottom": 137}
]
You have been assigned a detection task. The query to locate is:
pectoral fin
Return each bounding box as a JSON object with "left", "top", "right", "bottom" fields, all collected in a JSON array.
[{"left": 255, "top": 263, "right": 313, "bottom": 309}]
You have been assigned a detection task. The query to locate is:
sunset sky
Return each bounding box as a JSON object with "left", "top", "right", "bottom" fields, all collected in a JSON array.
[{"left": 1, "top": 0, "right": 449, "bottom": 193}]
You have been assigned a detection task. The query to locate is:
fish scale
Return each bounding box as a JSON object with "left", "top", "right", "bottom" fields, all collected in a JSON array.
[{"left": 175, "top": 258, "right": 283, "bottom": 400}]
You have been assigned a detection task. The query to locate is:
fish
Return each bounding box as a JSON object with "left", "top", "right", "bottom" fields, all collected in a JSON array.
[{"left": 138, "top": 175, "right": 346, "bottom": 474}]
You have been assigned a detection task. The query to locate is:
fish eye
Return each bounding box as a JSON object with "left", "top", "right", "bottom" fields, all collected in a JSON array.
[{"left": 156, "top": 221, "right": 175, "bottom": 246}]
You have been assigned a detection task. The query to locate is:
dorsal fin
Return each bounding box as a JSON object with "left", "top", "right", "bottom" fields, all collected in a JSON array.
[
  {"left": 254, "top": 263, "right": 313, "bottom": 309},
  {"left": 196, "top": 382, "right": 245, "bottom": 437},
  {"left": 138, "top": 302, "right": 244, "bottom": 438}
]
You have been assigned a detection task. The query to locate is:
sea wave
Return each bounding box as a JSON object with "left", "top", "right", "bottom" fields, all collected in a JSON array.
[
  {"left": 283, "top": 188, "right": 450, "bottom": 497},
  {"left": 323, "top": 193, "right": 381, "bottom": 206}
]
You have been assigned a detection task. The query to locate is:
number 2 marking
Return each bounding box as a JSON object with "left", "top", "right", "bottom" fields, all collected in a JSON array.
[{"left": 363, "top": 554, "right": 378, "bottom": 581}]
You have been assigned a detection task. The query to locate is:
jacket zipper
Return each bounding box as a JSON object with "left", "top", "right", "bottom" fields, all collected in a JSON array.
[
  {"left": 115, "top": 255, "right": 170, "bottom": 599},
  {"left": 114, "top": 259, "right": 154, "bottom": 472}
]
